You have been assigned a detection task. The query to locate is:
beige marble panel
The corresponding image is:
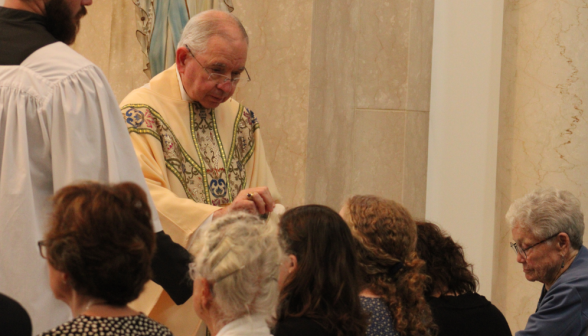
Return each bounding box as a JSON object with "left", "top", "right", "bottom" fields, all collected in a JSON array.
[
  {"left": 495, "top": 0, "right": 588, "bottom": 331},
  {"left": 107, "top": 0, "right": 150, "bottom": 102},
  {"left": 407, "top": 0, "right": 435, "bottom": 112},
  {"left": 402, "top": 111, "right": 429, "bottom": 219},
  {"left": 305, "top": 0, "right": 360, "bottom": 209},
  {"left": 231, "top": 0, "right": 313, "bottom": 207},
  {"left": 355, "top": 0, "right": 411, "bottom": 110},
  {"left": 350, "top": 110, "right": 406, "bottom": 203},
  {"left": 72, "top": 0, "right": 148, "bottom": 102},
  {"left": 72, "top": 0, "right": 113, "bottom": 77}
]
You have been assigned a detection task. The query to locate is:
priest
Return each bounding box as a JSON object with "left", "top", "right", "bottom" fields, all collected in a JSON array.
[
  {"left": 0, "top": 0, "right": 196, "bottom": 333},
  {"left": 120, "top": 9, "right": 281, "bottom": 336}
]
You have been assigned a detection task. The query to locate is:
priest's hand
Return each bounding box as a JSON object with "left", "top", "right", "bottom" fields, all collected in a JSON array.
[{"left": 213, "top": 187, "right": 275, "bottom": 219}]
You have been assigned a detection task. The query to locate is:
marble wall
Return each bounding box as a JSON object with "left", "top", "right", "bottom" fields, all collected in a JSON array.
[
  {"left": 231, "top": 0, "right": 313, "bottom": 207},
  {"left": 72, "top": 0, "right": 149, "bottom": 102},
  {"left": 306, "top": 0, "right": 434, "bottom": 217},
  {"left": 73, "top": 0, "right": 314, "bottom": 207},
  {"left": 494, "top": 0, "right": 588, "bottom": 330},
  {"left": 72, "top": 0, "right": 433, "bottom": 213}
]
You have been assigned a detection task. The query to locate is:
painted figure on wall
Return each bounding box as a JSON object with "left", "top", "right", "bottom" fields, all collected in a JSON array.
[{"left": 133, "top": 0, "right": 234, "bottom": 78}]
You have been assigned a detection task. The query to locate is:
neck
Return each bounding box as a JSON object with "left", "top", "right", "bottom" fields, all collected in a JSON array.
[
  {"left": 359, "top": 288, "right": 380, "bottom": 298},
  {"left": 69, "top": 294, "right": 137, "bottom": 318},
  {"left": 201, "top": 308, "right": 227, "bottom": 336},
  {"left": 545, "top": 249, "right": 579, "bottom": 290},
  {"left": 69, "top": 294, "right": 99, "bottom": 317},
  {"left": 4, "top": 0, "right": 46, "bottom": 15}
]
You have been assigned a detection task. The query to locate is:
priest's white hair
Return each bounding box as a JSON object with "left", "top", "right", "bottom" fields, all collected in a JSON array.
[
  {"left": 506, "top": 188, "right": 584, "bottom": 249},
  {"left": 189, "top": 212, "right": 281, "bottom": 328},
  {"left": 178, "top": 9, "right": 248, "bottom": 54}
]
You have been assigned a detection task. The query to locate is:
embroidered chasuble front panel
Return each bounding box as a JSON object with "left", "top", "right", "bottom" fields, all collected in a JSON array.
[{"left": 122, "top": 103, "right": 259, "bottom": 206}]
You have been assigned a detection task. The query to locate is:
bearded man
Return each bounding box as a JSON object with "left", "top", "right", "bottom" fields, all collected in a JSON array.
[
  {"left": 0, "top": 0, "right": 196, "bottom": 333},
  {"left": 120, "top": 10, "right": 281, "bottom": 336}
]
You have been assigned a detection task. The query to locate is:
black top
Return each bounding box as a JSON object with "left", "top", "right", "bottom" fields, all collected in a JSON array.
[
  {"left": 360, "top": 297, "right": 398, "bottom": 336},
  {"left": 0, "top": 293, "right": 32, "bottom": 336},
  {"left": 428, "top": 293, "right": 511, "bottom": 336},
  {"left": 273, "top": 317, "right": 335, "bottom": 336},
  {"left": 39, "top": 314, "right": 172, "bottom": 336},
  {"left": 0, "top": 6, "right": 57, "bottom": 65}
]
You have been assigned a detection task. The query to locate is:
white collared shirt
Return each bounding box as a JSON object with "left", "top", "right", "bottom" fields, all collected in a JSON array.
[{"left": 217, "top": 314, "right": 273, "bottom": 336}]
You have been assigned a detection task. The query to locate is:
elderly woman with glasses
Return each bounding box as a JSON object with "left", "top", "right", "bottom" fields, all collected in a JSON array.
[
  {"left": 508, "top": 188, "right": 588, "bottom": 336},
  {"left": 189, "top": 212, "right": 281, "bottom": 336},
  {"left": 38, "top": 182, "right": 172, "bottom": 336}
]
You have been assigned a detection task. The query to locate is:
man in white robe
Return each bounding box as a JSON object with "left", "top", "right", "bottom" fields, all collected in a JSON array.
[
  {"left": 0, "top": 0, "right": 196, "bottom": 333},
  {"left": 120, "top": 10, "right": 280, "bottom": 336}
]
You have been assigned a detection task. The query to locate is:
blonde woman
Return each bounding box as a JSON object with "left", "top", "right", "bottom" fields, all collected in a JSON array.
[{"left": 189, "top": 212, "right": 281, "bottom": 336}]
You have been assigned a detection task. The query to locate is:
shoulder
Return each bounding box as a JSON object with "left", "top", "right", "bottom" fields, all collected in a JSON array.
[
  {"left": 1, "top": 43, "right": 108, "bottom": 105},
  {"left": 120, "top": 85, "right": 165, "bottom": 108},
  {"left": 274, "top": 317, "right": 333, "bottom": 336},
  {"left": 21, "top": 42, "right": 102, "bottom": 83},
  {"left": 549, "top": 247, "right": 588, "bottom": 299},
  {"left": 131, "top": 314, "right": 173, "bottom": 335},
  {"left": 360, "top": 297, "right": 397, "bottom": 336},
  {"left": 39, "top": 316, "right": 86, "bottom": 335},
  {"left": 0, "top": 293, "right": 31, "bottom": 336}
]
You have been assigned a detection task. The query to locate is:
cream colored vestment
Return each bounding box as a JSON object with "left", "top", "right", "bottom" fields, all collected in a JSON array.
[{"left": 120, "top": 64, "right": 280, "bottom": 336}]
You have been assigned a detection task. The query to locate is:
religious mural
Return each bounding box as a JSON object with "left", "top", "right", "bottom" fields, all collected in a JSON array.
[{"left": 133, "top": 0, "right": 234, "bottom": 78}]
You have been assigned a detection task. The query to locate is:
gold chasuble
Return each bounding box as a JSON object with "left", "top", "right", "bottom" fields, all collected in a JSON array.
[{"left": 119, "top": 65, "right": 280, "bottom": 336}]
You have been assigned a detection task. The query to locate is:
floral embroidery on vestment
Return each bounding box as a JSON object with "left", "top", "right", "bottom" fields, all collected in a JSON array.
[{"left": 121, "top": 103, "right": 258, "bottom": 206}]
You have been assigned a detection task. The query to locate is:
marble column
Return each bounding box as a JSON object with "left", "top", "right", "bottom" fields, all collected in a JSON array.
[
  {"left": 305, "top": 0, "right": 434, "bottom": 217},
  {"left": 494, "top": 0, "right": 588, "bottom": 330}
]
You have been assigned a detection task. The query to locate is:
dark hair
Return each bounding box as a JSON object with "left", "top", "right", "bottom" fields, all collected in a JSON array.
[
  {"left": 45, "top": 182, "right": 155, "bottom": 306},
  {"left": 416, "top": 221, "right": 478, "bottom": 296},
  {"left": 344, "top": 195, "right": 436, "bottom": 336},
  {"left": 277, "top": 205, "right": 368, "bottom": 336}
]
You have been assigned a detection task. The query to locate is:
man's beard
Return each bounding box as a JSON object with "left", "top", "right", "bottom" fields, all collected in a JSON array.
[{"left": 45, "top": 0, "right": 87, "bottom": 45}]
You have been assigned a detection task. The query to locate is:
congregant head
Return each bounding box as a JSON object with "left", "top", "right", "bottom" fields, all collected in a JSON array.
[{"left": 176, "top": 10, "right": 250, "bottom": 109}]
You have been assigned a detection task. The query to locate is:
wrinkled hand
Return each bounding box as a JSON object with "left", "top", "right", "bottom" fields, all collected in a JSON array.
[{"left": 213, "top": 187, "right": 275, "bottom": 219}]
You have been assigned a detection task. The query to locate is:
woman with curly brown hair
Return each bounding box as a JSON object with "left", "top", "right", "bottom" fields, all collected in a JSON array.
[
  {"left": 416, "top": 221, "right": 511, "bottom": 336},
  {"left": 341, "top": 195, "right": 436, "bottom": 336},
  {"left": 274, "top": 205, "right": 368, "bottom": 336},
  {"left": 38, "top": 182, "right": 172, "bottom": 336}
]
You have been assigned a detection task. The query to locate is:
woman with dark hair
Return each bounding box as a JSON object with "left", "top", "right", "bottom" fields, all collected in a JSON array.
[
  {"left": 341, "top": 195, "right": 436, "bottom": 336},
  {"left": 416, "top": 221, "right": 511, "bottom": 336},
  {"left": 274, "top": 205, "right": 368, "bottom": 336},
  {"left": 38, "top": 182, "right": 172, "bottom": 336}
]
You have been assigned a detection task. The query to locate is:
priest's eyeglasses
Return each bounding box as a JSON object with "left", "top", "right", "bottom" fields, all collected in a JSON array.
[
  {"left": 510, "top": 233, "right": 559, "bottom": 260},
  {"left": 185, "top": 45, "right": 251, "bottom": 87},
  {"left": 38, "top": 240, "right": 49, "bottom": 259}
]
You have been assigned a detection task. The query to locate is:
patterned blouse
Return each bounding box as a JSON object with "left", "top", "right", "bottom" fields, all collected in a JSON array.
[
  {"left": 360, "top": 296, "right": 399, "bottom": 336},
  {"left": 39, "top": 314, "right": 173, "bottom": 336}
]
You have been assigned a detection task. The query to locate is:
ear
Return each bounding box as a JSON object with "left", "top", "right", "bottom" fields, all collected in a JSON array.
[
  {"left": 176, "top": 46, "right": 189, "bottom": 74},
  {"left": 556, "top": 232, "right": 571, "bottom": 252},
  {"left": 201, "top": 279, "right": 214, "bottom": 308},
  {"left": 288, "top": 254, "right": 298, "bottom": 274}
]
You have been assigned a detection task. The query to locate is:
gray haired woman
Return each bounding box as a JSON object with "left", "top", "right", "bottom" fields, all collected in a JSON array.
[
  {"left": 507, "top": 188, "right": 588, "bottom": 336},
  {"left": 189, "top": 212, "right": 281, "bottom": 336}
]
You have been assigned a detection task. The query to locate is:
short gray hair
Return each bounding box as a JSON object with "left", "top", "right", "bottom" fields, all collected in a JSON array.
[
  {"left": 506, "top": 188, "right": 584, "bottom": 249},
  {"left": 189, "top": 212, "right": 280, "bottom": 328},
  {"left": 178, "top": 9, "right": 249, "bottom": 54}
]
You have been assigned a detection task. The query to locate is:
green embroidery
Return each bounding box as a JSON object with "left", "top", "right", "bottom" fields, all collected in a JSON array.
[
  {"left": 122, "top": 102, "right": 258, "bottom": 206},
  {"left": 122, "top": 104, "right": 208, "bottom": 203}
]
